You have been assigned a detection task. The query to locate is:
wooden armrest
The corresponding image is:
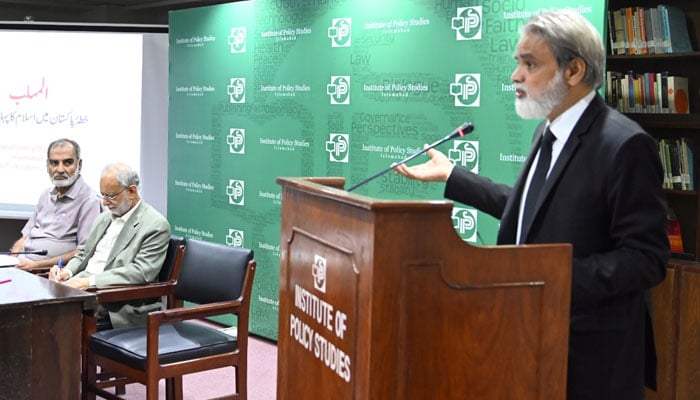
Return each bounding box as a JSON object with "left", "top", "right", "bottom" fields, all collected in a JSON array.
[
  {"left": 89, "top": 281, "right": 176, "bottom": 303},
  {"left": 149, "top": 300, "right": 243, "bottom": 324}
]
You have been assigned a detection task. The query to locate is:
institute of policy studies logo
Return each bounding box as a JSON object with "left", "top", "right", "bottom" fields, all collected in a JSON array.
[
  {"left": 228, "top": 77, "right": 246, "bottom": 103},
  {"left": 449, "top": 140, "right": 479, "bottom": 173},
  {"left": 228, "top": 27, "right": 247, "bottom": 53},
  {"left": 452, "top": 207, "right": 478, "bottom": 243},
  {"left": 226, "top": 179, "right": 245, "bottom": 205},
  {"left": 451, "top": 73, "right": 480, "bottom": 107},
  {"left": 328, "top": 18, "right": 351, "bottom": 47},
  {"left": 452, "top": 6, "right": 483, "bottom": 40},
  {"left": 312, "top": 254, "right": 327, "bottom": 293},
  {"left": 326, "top": 133, "right": 349, "bottom": 163},
  {"left": 228, "top": 128, "right": 245, "bottom": 154},
  {"left": 226, "top": 229, "right": 244, "bottom": 247},
  {"left": 327, "top": 76, "right": 350, "bottom": 105}
]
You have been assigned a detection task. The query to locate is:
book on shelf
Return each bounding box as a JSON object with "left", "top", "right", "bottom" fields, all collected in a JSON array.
[
  {"left": 607, "top": 5, "right": 694, "bottom": 55},
  {"left": 660, "top": 71, "right": 669, "bottom": 111},
  {"left": 680, "top": 137, "right": 694, "bottom": 190},
  {"left": 642, "top": 7, "right": 654, "bottom": 54},
  {"left": 649, "top": 7, "right": 663, "bottom": 54},
  {"left": 667, "top": 207, "right": 684, "bottom": 254},
  {"left": 659, "top": 139, "right": 671, "bottom": 188},
  {"left": 668, "top": 140, "right": 683, "bottom": 189},
  {"left": 624, "top": 7, "right": 637, "bottom": 55},
  {"left": 660, "top": 5, "right": 693, "bottom": 53},
  {"left": 637, "top": 7, "right": 649, "bottom": 55},
  {"left": 667, "top": 76, "right": 689, "bottom": 114}
]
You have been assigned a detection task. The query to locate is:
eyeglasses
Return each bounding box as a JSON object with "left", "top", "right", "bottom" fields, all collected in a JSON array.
[{"left": 99, "top": 186, "right": 128, "bottom": 201}]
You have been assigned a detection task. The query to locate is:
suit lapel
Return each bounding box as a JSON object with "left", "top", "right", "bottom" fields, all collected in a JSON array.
[
  {"left": 105, "top": 203, "right": 143, "bottom": 268},
  {"left": 537, "top": 96, "right": 604, "bottom": 201},
  {"left": 84, "top": 217, "right": 112, "bottom": 262},
  {"left": 513, "top": 95, "right": 606, "bottom": 243}
]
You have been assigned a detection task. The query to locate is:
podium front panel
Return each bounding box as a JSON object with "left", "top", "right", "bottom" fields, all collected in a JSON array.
[
  {"left": 280, "top": 227, "right": 360, "bottom": 399},
  {"left": 397, "top": 260, "right": 546, "bottom": 399},
  {"left": 277, "top": 177, "right": 571, "bottom": 400}
]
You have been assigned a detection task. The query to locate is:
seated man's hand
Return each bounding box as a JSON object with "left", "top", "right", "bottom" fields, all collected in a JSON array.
[
  {"left": 64, "top": 277, "right": 90, "bottom": 290},
  {"left": 16, "top": 258, "right": 37, "bottom": 270},
  {"left": 49, "top": 265, "right": 71, "bottom": 282}
]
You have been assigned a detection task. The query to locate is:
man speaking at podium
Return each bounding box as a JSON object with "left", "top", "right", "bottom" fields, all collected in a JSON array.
[{"left": 396, "top": 10, "right": 670, "bottom": 400}]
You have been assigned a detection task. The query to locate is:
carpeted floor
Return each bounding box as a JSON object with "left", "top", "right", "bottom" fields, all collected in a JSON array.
[{"left": 118, "top": 334, "right": 278, "bottom": 399}]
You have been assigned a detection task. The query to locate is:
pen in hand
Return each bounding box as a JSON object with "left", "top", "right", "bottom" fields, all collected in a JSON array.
[{"left": 55, "top": 257, "right": 63, "bottom": 280}]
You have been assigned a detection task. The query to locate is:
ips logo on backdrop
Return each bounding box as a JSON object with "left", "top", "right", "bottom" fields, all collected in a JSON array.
[
  {"left": 227, "top": 128, "right": 245, "bottom": 154},
  {"left": 451, "top": 74, "right": 480, "bottom": 107},
  {"left": 452, "top": 6, "right": 483, "bottom": 40},
  {"left": 226, "top": 229, "right": 244, "bottom": 247},
  {"left": 228, "top": 27, "right": 246, "bottom": 53},
  {"left": 449, "top": 140, "right": 479, "bottom": 173},
  {"left": 327, "top": 76, "right": 350, "bottom": 105},
  {"left": 227, "top": 77, "right": 246, "bottom": 103},
  {"left": 452, "top": 207, "right": 478, "bottom": 243},
  {"left": 328, "top": 18, "right": 352, "bottom": 47},
  {"left": 226, "top": 179, "right": 245, "bottom": 205},
  {"left": 326, "top": 133, "right": 349, "bottom": 163},
  {"left": 312, "top": 255, "right": 327, "bottom": 293}
]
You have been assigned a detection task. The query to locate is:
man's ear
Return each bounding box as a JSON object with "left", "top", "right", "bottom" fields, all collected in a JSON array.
[{"left": 564, "top": 57, "right": 586, "bottom": 86}]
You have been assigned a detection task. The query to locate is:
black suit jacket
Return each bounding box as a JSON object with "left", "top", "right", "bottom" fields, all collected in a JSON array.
[{"left": 445, "top": 95, "right": 670, "bottom": 400}]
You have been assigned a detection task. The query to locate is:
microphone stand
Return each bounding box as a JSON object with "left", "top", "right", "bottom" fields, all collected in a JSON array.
[
  {"left": 0, "top": 250, "right": 49, "bottom": 256},
  {"left": 346, "top": 122, "right": 474, "bottom": 192}
]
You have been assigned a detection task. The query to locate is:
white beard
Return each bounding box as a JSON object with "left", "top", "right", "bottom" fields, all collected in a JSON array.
[
  {"left": 51, "top": 172, "right": 79, "bottom": 188},
  {"left": 515, "top": 71, "right": 568, "bottom": 119},
  {"left": 109, "top": 197, "right": 132, "bottom": 217}
]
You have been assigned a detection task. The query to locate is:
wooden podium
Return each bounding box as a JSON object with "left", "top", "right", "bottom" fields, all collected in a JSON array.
[{"left": 276, "top": 177, "right": 572, "bottom": 400}]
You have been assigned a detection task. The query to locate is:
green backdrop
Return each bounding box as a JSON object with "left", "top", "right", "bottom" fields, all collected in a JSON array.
[{"left": 168, "top": 0, "right": 605, "bottom": 340}]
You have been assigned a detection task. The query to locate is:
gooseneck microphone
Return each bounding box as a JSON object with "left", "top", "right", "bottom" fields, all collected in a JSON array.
[
  {"left": 0, "top": 249, "right": 49, "bottom": 256},
  {"left": 346, "top": 121, "right": 475, "bottom": 192}
]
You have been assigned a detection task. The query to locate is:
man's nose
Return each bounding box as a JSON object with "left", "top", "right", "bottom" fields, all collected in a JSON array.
[{"left": 511, "top": 66, "right": 523, "bottom": 83}]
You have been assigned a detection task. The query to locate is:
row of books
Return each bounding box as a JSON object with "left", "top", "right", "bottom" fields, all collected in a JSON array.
[
  {"left": 608, "top": 5, "right": 693, "bottom": 55},
  {"left": 605, "top": 70, "right": 689, "bottom": 114},
  {"left": 659, "top": 138, "right": 694, "bottom": 191}
]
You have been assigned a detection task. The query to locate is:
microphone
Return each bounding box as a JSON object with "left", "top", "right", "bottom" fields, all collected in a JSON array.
[
  {"left": 0, "top": 249, "right": 48, "bottom": 256},
  {"left": 346, "top": 121, "right": 474, "bottom": 192}
]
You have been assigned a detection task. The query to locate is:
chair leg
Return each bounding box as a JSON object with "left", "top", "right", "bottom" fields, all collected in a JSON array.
[
  {"left": 237, "top": 365, "right": 247, "bottom": 399},
  {"left": 165, "top": 377, "right": 175, "bottom": 400},
  {"left": 146, "top": 379, "right": 159, "bottom": 400},
  {"left": 165, "top": 376, "right": 184, "bottom": 400},
  {"left": 115, "top": 384, "right": 126, "bottom": 395},
  {"left": 82, "top": 354, "right": 97, "bottom": 400}
]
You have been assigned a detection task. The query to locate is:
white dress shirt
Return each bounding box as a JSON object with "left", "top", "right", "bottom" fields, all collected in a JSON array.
[
  {"left": 516, "top": 90, "right": 596, "bottom": 244},
  {"left": 83, "top": 201, "right": 141, "bottom": 286}
]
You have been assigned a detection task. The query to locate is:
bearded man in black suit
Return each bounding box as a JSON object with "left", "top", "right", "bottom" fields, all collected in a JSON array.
[{"left": 396, "top": 9, "right": 670, "bottom": 400}]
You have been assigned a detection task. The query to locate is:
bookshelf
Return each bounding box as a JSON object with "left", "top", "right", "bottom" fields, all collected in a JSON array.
[
  {"left": 606, "top": 0, "right": 700, "bottom": 260},
  {"left": 607, "top": 2, "right": 700, "bottom": 399}
]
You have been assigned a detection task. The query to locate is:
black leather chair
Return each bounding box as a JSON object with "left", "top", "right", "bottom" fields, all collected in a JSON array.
[
  {"left": 83, "top": 239, "right": 256, "bottom": 400},
  {"left": 83, "top": 235, "right": 186, "bottom": 396}
]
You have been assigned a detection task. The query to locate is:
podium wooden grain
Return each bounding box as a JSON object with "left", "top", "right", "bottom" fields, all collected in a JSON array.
[{"left": 276, "top": 177, "right": 572, "bottom": 400}]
